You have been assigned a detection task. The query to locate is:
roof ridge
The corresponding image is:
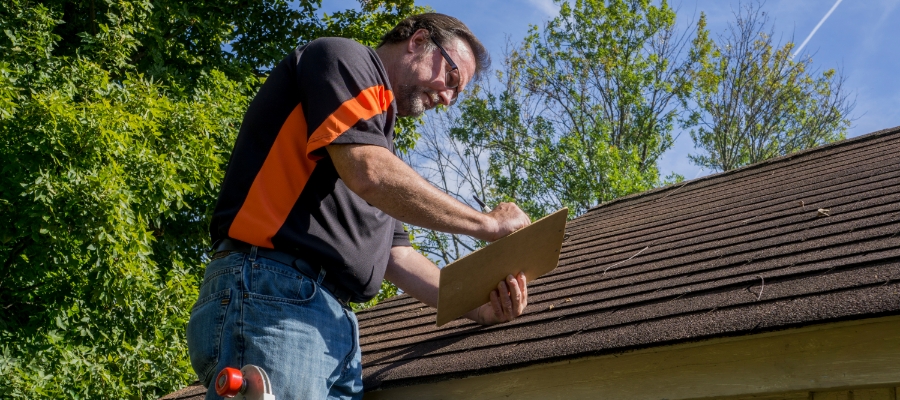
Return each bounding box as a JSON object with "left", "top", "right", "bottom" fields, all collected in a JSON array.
[{"left": 582, "top": 125, "right": 900, "bottom": 216}]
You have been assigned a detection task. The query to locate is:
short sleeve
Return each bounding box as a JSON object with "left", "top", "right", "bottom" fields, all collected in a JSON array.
[
  {"left": 296, "top": 38, "right": 396, "bottom": 159},
  {"left": 392, "top": 219, "right": 412, "bottom": 247}
]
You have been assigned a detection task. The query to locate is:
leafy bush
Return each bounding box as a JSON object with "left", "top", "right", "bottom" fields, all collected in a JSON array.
[{"left": 0, "top": 0, "right": 423, "bottom": 396}]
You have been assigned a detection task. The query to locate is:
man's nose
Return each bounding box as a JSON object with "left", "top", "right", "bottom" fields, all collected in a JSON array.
[{"left": 437, "top": 88, "right": 454, "bottom": 106}]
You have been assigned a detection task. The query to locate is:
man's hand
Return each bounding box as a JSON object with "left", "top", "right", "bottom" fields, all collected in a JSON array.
[
  {"left": 484, "top": 203, "right": 531, "bottom": 242},
  {"left": 388, "top": 247, "right": 530, "bottom": 328},
  {"left": 466, "top": 272, "right": 528, "bottom": 326}
]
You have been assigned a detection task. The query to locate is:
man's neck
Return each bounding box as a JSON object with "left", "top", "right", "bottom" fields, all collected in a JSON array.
[{"left": 375, "top": 45, "right": 402, "bottom": 90}]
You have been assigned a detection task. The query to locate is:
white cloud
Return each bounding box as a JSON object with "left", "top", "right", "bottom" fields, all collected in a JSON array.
[
  {"left": 527, "top": 0, "right": 560, "bottom": 18},
  {"left": 870, "top": 1, "right": 900, "bottom": 41}
]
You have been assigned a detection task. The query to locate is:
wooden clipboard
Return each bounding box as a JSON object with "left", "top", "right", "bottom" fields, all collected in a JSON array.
[{"left": 436, "top": 208, "right": 568, "bottom": 326}]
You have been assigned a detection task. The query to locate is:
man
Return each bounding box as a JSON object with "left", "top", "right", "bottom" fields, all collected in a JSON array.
[{"left": 187, "top": 13, "right": 531, "bottom": 400}]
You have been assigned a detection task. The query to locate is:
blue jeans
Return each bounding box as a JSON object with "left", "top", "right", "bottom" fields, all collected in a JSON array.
[{"left": 187, "top": 247, "right": 363, "bottom": 400}]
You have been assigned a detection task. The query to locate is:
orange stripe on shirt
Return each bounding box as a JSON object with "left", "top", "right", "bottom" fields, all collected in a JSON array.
[
  {"left": 307, "top": 85, "right": 394, "bottom": 156},
  {"left": 228, "top": 104, "right": 315, "bottom": 248}
]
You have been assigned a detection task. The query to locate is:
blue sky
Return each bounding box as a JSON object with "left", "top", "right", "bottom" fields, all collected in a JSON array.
[{"left": 322, "top": 0, "right": 900, "bottom": 180}]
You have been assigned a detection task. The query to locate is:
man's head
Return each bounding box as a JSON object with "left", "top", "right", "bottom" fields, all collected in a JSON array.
[{"left": 377, "top": 13, "right": 490, "bottom": 117}]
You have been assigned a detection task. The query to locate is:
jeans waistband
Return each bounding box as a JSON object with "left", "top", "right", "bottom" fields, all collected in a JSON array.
[{"left": 213, "top": 238, "right": 354, "bottom": 306}]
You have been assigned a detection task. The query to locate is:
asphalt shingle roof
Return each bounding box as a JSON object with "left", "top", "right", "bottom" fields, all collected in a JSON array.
[{"left": 358, "top": 126, "right": 900, "bottom": 391}]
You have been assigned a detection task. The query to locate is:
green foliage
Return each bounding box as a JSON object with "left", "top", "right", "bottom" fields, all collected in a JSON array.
[
  {"left": 350, "top": 278, "right": 400, "bottom": 312},
  {"left": 44, "top": 0, "right": 323, "bottom": 81},
  {"left": 450, "top": 0, "right": 707, "bottom": 218},
  {"left": 0, "top": 60, "right": 248, "bottom": 399},
  {"left": 687, "top": 3, "right": 853, "bottom": 172},
  {"left": 0, "top": 0, "right": 423, "bottom": 397},
  {"left": 321, "top": 0, "right": 423, "bottom": 47}
]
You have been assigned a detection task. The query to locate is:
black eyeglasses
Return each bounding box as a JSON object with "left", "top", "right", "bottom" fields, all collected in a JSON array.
[{"left": 430, "top": 37, "right": 461, "bottom": 105}]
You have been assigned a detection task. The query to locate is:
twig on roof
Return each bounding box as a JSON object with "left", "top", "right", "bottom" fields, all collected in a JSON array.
[
  {"left": 752, "top": 275, "right": 765, "bottom": 301},
  {"left": 548, "top": 298, "right": 573, "bottom": 311},
  {"left": 657, "top": 168, "right": 705, "bottom": 202},
  {"left": 750, "top": 321, "right": 762, "bottom": 332},
  {"left": 569, "top": 320, "right": 597, "bottom": 338},
  {"left": 658, "top": 182, "right": 690, "bottom": 201},
  {"left": 602, "top": 246, "right": 650, "bottom": 275}
]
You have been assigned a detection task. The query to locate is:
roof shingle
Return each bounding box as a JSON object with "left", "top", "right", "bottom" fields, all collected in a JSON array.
[{"left": 359, "top": 126, "right": 900, "bottom": 391}]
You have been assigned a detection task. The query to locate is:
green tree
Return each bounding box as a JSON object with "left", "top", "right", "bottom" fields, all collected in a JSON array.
[
  {"left": 507, "top": 0, "right": 708, "bottom": 215},
  {"left": 0, "top": 0, "right": 422, "bottom": 397},
  {"left": 688, "top": 3, "right": 854, "bottom": 172},
  {"left": 460, "top": 0, "right": 708, "bottom": 218}
]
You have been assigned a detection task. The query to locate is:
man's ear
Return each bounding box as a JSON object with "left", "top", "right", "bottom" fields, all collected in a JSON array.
[{"left": 406, "top": 28, "right": 430, "bottom": 54}]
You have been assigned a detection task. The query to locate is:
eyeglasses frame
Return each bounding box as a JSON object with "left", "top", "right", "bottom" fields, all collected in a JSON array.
[{"left": 429, "top": 36, "right": 461, "bottom": 105}]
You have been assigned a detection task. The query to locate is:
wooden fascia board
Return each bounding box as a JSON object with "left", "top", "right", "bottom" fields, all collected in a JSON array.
[{"left": 364, "top": 315, "right": 900, "bottom": 400}]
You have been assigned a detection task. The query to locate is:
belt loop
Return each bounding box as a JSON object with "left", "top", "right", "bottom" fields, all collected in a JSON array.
[
  {"left": 317, "top": 268, "right": 326, "bottom": 285},
  {"left": 249, "top": 245, "right": 258, "bottom": 262},
  {"left": 208, "top": 239, "right": 222, "bottom": 255}
]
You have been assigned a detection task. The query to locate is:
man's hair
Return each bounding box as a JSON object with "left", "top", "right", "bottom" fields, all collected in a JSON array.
[{"left": 378, "top": 13, "right": 490, "bottom": 82}]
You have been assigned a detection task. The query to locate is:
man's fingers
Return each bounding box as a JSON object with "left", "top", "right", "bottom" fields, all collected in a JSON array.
[
  {"left": 497, "top": 280, "right": 512, "bottom": 321},
  {"left": 477, "top": 274, "right": 529, "bottom": 326},
  {"left": 490, "top": 290, "right": 502, "bottom": 321},
  {"left": 517, "top": 272, "right": 528, "bottom": 314},
  {"left": 506, "top": 274, "right": 523, "bottom": 316},
  {"left": 487, "top": 203, "right": 531, "bottom": 241}
]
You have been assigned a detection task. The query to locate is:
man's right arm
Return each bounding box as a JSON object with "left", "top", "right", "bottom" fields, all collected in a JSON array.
[{"left": 326, "top": 143, "right": 529, "bottom": 241}]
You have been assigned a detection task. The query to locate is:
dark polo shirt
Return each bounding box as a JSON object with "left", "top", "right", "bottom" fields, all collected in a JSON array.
[{"left": 210, "top": 37, "right": 411, "bottom": 302}]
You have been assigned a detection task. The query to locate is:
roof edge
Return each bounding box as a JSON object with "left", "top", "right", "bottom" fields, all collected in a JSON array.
[
  {"left": 583, "top": 125, "right": 900, "bottom": 215},
  {"left": 365, "top": 311, "right": 900, "bottom": 392}
]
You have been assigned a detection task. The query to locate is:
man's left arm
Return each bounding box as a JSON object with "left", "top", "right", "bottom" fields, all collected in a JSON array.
[{"left": 385, "top": 245, "right": 528, "bottom": 325}]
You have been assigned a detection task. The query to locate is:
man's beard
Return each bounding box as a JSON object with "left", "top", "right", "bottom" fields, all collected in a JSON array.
[{"left": 395, "top": 84, "right": 432, "bottom": 117}]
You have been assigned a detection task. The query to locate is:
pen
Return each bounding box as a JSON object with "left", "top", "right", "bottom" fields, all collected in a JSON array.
[{"left": 472, "top": 195, "right": 489, "bottom": 213}]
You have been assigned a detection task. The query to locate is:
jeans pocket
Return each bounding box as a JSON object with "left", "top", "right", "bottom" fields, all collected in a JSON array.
[
  {"left": 186, "top": 288, "right": 231, "bottom": 385},
  {"left": 248, "top": 259, "right": 317, "bottom": 305}
]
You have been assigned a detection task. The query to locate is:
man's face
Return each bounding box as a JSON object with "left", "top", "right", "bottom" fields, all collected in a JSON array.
[{"left": 394, "top": 34, "right": 476, "bottom": 117}]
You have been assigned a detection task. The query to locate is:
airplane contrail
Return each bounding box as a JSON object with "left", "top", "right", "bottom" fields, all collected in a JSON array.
[{"left": 793, "top": 0, "right": 843, "bottom": 59}]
